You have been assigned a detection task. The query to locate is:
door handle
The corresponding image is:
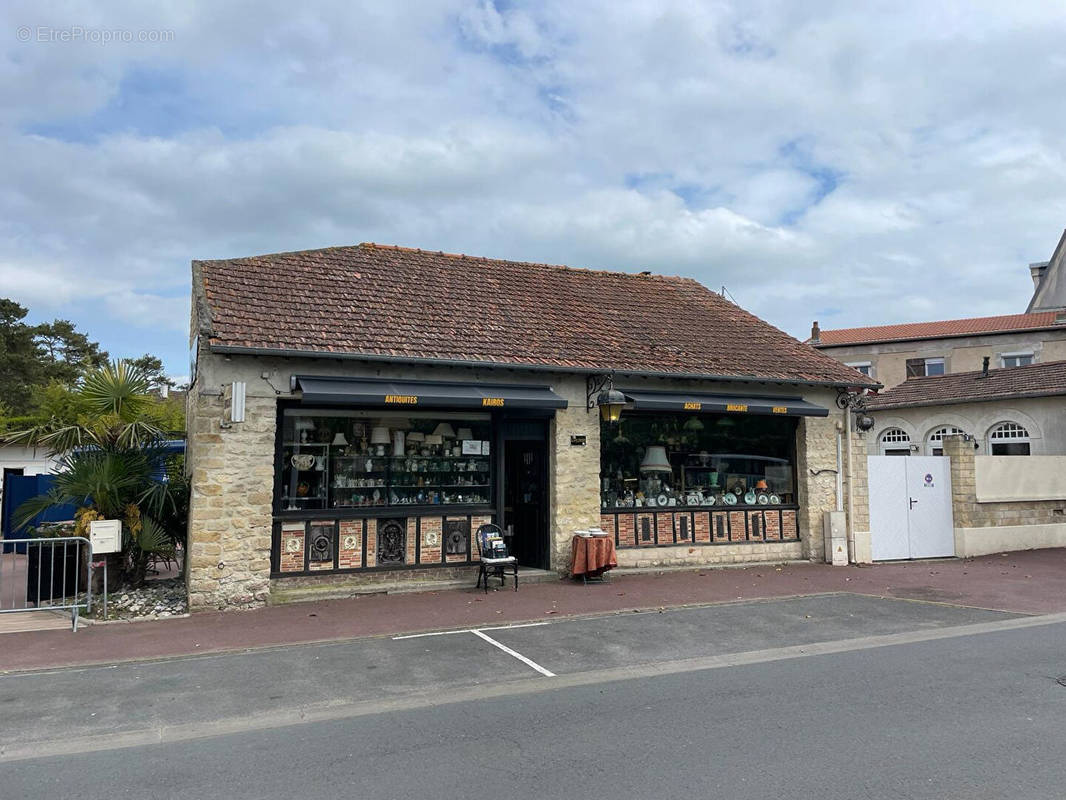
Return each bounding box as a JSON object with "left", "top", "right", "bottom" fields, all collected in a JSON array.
[{"left": 909, "top": 497, "right": 918, "bottom": 509}]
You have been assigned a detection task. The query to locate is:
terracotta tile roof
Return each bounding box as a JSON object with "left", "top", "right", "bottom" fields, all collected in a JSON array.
[
  {"left": 812, "top": 311, "right": 1064, "bottom": 347},
  {"left": 866, "top": 359, "right": 1066, "bottom": 409},
  {"left": 195, "top": 243, "right": 875, "bottom": 386}
]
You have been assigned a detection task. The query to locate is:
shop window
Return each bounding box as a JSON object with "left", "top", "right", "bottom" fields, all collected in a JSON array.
[
  {"left": 988, "top": 422, "right": 1031, "bottom": 456},
  {"left": 926, "top": 425, "right": 964, "bottom": 456},
  {"left": 879, "top": 427, "right": 912, "bottom": 456},
  {"left": 906, "top": 357, "right": 945, "bottom": 378},
  {"left": 278, "top": 409, "right": 492, "bottom": 511},
  {"left": 600, "top": 412, "right": 797, "bottom": 509}
]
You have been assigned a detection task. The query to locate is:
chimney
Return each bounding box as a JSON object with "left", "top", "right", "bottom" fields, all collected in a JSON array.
[
  {"left": 1030, "top": 261, "right": 1049, "bottom": 291},
  {"left": 810, "top": 321, "right": 821, "bottom": 344},
  {"left": 981, "top": 356, "right": 990, "bottom": 378}
]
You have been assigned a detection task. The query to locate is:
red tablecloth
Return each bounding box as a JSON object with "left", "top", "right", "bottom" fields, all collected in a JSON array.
[{"left": 571, "top": 535, "right": 617, "bottom": 577}]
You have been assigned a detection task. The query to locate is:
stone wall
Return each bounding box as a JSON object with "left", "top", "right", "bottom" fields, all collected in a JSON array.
[
  {"left": 186, "top": 391, "right": 276, "bottom": 611},
  {"left": 944, "top": 435, "right": 1066, "bottom": 557},
  {"left": 548, "top": 376, "right": 601, "bottom": 572},
  {"left": 615, "top": 540, "right": 803, "bottom": 568}
]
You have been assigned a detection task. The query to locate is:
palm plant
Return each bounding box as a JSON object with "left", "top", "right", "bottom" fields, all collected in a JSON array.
[{"left": 4, "top": 361, "right": 187, "bottom": 587}]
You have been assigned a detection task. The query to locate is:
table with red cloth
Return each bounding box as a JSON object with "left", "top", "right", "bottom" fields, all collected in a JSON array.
[{"left": 571, "top": 534, "right": 617, "bottom": 581}]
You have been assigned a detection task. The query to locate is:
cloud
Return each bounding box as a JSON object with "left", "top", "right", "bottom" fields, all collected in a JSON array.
[{"left": 1, "top": 0, "right": 1065, "bottom": 373}]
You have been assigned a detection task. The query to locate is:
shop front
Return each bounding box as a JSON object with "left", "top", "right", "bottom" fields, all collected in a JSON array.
[
  {"left": 597, "top": 389, "right": 826, "bottom": 551},
  {"left": 186, "top": 242, "right": 876, "bottom": 610},
  {"left": 270, "top": 377, "right": 565, "bottom": 578}
]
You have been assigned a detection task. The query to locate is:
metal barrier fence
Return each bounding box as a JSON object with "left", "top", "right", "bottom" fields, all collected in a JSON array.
[{"left": 0, "top": 537, "right": 93, "bottom": 631}]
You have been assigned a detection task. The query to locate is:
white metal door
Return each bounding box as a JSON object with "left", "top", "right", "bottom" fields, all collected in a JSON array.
[
  {"left": 904, "top": 456, "right": 954, "bottom": 558},
  {"left": 868, "top": 456, "right": 955, "bottom": 560},
  {"left": 868, "top": 456, "right": 910, "bottom": 560}
]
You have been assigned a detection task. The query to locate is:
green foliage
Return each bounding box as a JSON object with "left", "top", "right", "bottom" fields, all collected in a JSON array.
[
  {"left": 6, "top": 360, "right": 189, "bottom": 588},
  {"left": 0, "top": 299, "right": 109, "bottom": 416}
]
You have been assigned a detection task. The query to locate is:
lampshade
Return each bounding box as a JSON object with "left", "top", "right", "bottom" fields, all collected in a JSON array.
[
  {"left": 369, "top": 426, "right": 391, "bottom": 445},
  {"left": 425, "top": 434, "right": 443, "bottom": 446},
  {"left": 407, "top": 431, "right": 425, "bottom": 443},
  {"left": 456, "top": 427, "right": 473, "bottom": 440},
  {"left": 332, "top": 432, "right": 348, "bottom": 446},
  {"left": 432, "top": 422, "right": 456, "bottom": 438},
  {"left": 683, "top": 416, "right": 704, "bottom": 432},
  {"left": 639, "top": 445, "right": 672, "bottom": 473}
]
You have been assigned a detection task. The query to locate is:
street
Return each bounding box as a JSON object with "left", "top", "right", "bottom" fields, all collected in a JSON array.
[{"left": 3, "top": 593, "right": 1066, "bottom": 799}]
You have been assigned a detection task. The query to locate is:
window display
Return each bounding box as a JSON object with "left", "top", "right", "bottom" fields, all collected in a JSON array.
[
  {"left": 600, "top": 412, "right": 797, "bottom": 509},
  {"left": 279, "top": 409, "right": 492, "bottom": 510}
]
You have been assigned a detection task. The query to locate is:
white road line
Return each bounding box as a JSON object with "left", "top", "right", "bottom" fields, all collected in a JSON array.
[
  {"left": 391, "top": 629, "right": 470, "bottom": 640},
  {"left": 471, "top": 629, "right": 556, "bottom": 677},
  {"left": 391, "top": 621, "right": 550, "bottom": 640}
]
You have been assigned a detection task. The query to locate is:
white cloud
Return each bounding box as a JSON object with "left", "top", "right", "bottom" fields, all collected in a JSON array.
[{"left": 0, "top": 0, "right": 1065, "bottom": 370}]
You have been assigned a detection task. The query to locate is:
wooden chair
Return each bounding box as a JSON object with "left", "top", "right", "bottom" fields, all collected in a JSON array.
[{"left": 475, "top": 523, "right": 518, "bottom": 593}]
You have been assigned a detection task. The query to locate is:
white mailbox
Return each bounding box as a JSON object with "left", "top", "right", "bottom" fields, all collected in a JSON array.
[{"left": 89, "top": 519, "right": 123, "bottom": 554}]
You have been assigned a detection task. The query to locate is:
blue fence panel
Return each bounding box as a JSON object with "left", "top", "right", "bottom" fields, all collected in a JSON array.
[{"left": 1, "top": 474, "right": 78, "bottom": 553}]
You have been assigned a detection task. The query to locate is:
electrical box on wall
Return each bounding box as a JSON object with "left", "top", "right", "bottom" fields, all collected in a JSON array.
[{"left": 823, "top": 510, "right": 848, "bottom": 566}]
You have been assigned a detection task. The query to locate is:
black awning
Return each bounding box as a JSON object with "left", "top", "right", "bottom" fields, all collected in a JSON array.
[
  {"left": 620, "top": 389, "right": 828, "bottom": 417},
  {"left": 293, "top": 376, "right": 568, "bottom": 410}
]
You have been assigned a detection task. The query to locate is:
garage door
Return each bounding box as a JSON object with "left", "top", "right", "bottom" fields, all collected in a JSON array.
[{"left": 868, "top": 456, "right": 955, "bottom": 560}]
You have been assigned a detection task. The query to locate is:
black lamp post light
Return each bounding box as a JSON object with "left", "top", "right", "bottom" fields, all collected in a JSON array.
[{"left": 587, "top": 373, "right": 626, "bottom": 423}]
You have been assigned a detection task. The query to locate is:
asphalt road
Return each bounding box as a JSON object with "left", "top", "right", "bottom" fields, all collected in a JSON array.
[{"left": 3, "top": 593, "right": 1066, "bottom": 799}]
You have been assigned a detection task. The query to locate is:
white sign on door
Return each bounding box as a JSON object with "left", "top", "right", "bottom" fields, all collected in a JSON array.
[{"left": 868, "top": 456, "right": 954, "bottom": 560}]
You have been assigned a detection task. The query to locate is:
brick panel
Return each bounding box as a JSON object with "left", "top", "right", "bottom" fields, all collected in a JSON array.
[
  {"left": 711, "top": 511, "right": 730, "bottom": 542},
  {"left": 445, "top": 516, "right": 471, "bottom": 562},
  {"left": 636, "top": 513, "right": 655, "bottom": 546},
  {"left": 748, "top": 511, "right": 765, "bottom": 542},
  {"left": 279, "top": 523, "right": 305, "bottom": 573},
  {"left": 599, "top": 515, "right": 616, "bottom": 541},
  {"left": 308, "top": 521, "right": 336, "bottom": 571},
  {"left": 728, "top": 511, "right": 747, "bottom": 541},
  {"left": 365, "top": 519, "right": 377, "bottom": 566},
  {"left": 763, "top": 511, "right": 782, "bottom": 541},
  {"left": 693, "top": 511, "right": 711, "bottom": 543},
  {"left": 419, "top": 516, "right": 443, "bottom": 564},
  {"left": 338, "top": 520, "right": 362, "bottom": 569},
  {"left": 655, "top": 512, "right": 675, "bottom": 544},
  {"left": 617, "top": 514, "right": 636, "bottom": 547},
  {"left": 782, "top": 510, "right": 798, "bottom": 540}
]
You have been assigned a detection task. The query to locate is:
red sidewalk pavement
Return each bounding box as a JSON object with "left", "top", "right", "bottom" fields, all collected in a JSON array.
[{"left": 3, "top": 549, "right": 1066, "bottom": 673}]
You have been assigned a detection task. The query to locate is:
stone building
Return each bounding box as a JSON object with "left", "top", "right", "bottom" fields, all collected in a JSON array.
[{"left": 185, "top": 243, "right": 875, "bottom": 611}]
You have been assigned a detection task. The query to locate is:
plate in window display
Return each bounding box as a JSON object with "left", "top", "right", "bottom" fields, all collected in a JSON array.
[
  {"left": 703, "top": 494, "right": 715, "bottom": 506},
  {"left": 722, "top": 492, "right": 737, "bottom": 505},
  {"left": 769, "top": 494, "right": 781, "bottom": 504},
  {"left": 743, "top": 490, "right": 757, "bottom": 505},
  {"left": 685, "top": 493, "right": 700, "bottom": 506},
  {"left": 757, "top": 493, "right": 770, "bottom": 505},
  {"left": 656, "top": 493, "right": 669, "bottom": 507}
]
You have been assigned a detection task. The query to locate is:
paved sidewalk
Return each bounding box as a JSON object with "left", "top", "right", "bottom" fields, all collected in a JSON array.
[{"left": 2, "top": 549, "right": 1065, "bottom": 673}]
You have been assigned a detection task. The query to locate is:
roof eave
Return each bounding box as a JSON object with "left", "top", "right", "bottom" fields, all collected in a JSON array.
[
  {"left": 208, "top": 343, "right": 879, "bottom": 390},
  {"left": 868, "top": 389, "right": 1066, "bottom": 410},
  {"left": 813, "top": 324, "right": 1066, "bottom": 349}
]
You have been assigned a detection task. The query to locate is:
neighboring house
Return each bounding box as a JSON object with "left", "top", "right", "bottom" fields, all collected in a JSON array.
[
  {"left": 185, "top": 242, "right": 876, "bottom": 611},
  {"left": 863, "top": 359, "right": 1066, "bottom": 457},
  {"left": 809, "top": 228, "right": 1066, "bottom": 389},
  {"left": 0, "top": 445, "right": 60, "bottom": 534}
]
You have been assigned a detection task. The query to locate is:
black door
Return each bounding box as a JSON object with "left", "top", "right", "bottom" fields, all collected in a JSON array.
[{"left": 504, "top": 440, "right": 548, "bottom": 569}]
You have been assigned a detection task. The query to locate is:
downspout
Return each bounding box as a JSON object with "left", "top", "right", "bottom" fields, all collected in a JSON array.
[
  {"left": 844, "top": 406, "right": 855, "bottom": 562},
  {"left": 835, "top": 428, "right": 844, "bottom": 512}
]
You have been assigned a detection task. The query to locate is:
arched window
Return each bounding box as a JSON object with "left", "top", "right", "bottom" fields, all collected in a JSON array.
[
  {"left": 988, "top": 422, "right": 1031, "bottom": 456},
  {"left": 879, "top": 427, "right": 911, "bottom": 456},
  {"left": 927, "top": 426, "right": 965, "bottom": 456}
]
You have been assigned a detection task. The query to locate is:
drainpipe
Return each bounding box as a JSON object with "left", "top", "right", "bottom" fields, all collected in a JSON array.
[
  {"left": 844, "top": 406, "right": 855, "bottom": 562},
  {"left": 835, "top": 429, "right": 844, "bottom": 512}
]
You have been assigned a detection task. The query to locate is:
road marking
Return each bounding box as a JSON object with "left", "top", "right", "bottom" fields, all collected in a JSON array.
[
  {"left": 6, "top": 611, "right": 1066, "bottom": 762},
  {"left": 471, "top": 629, "right": 556, "bottom": 677},
  {"left": 391, "top": 621, "right": 550, "bottom": 640}
]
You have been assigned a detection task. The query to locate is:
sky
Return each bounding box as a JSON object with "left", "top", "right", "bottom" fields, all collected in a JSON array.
[{"left": 2, "top": 1, "right": 1065, "bottom": 378}]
